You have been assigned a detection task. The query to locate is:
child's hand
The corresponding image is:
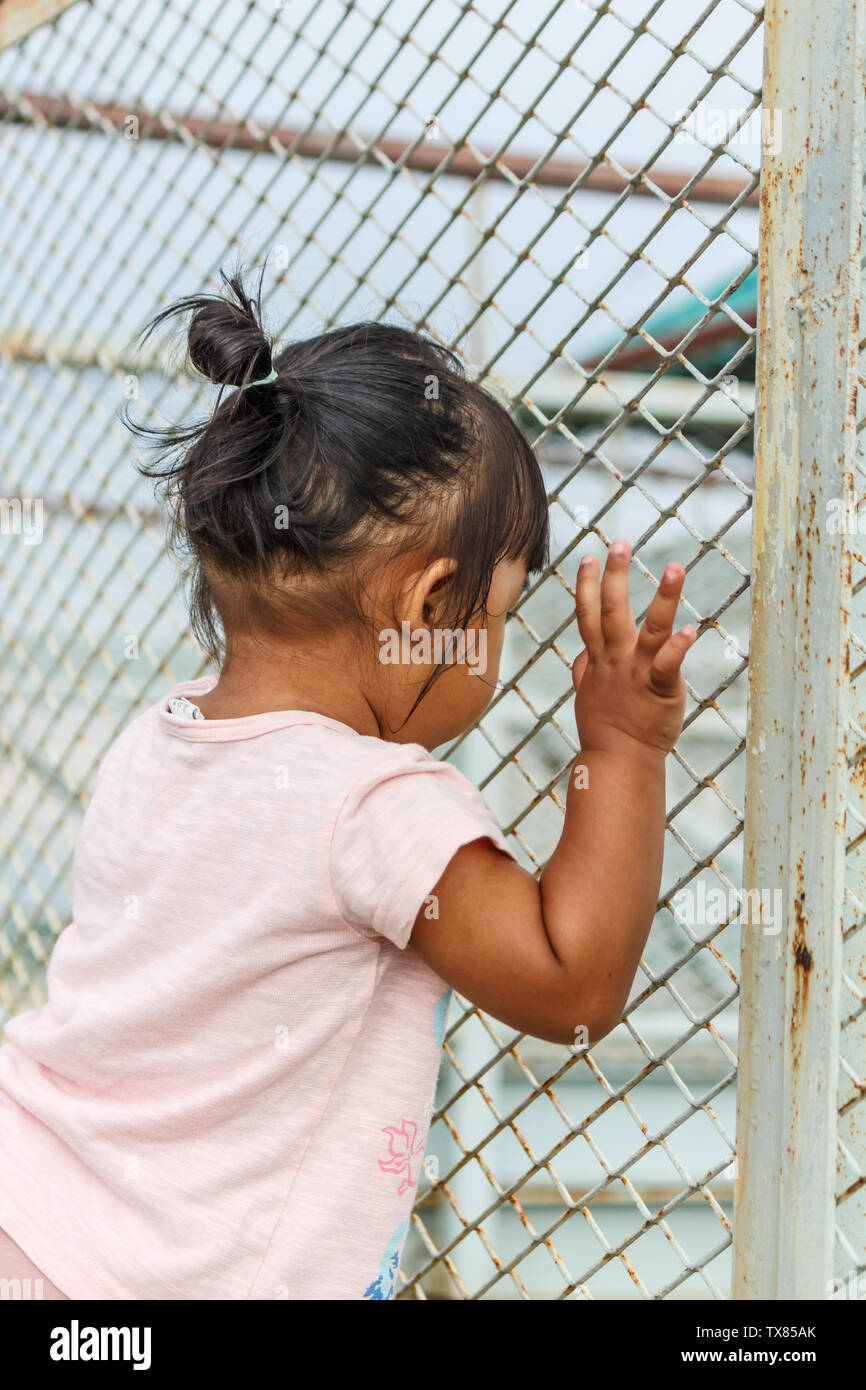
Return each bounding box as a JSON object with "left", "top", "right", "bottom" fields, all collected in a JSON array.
[{"left": 571, "top": 541, "right": 696, "bottom": 757}]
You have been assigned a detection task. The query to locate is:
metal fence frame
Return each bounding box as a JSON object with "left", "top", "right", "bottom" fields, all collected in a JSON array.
[{"left": 734, "top": 0, "right": 866, "bottom": 1299}]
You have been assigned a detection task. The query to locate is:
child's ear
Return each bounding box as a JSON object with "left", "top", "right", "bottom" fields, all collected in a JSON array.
[
  {"left": 422, "top": 565, "right": 457, "bottom": 625},
  {"left": 397, "top": 557, "right": 458, "bottom": 629}
]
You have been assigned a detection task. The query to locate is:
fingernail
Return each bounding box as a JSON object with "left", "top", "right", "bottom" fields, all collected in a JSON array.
[
  {"left": 611, "top": 541, "right": 628, "bottom": 559},
  {"left": 683, "top": 626, "right": 696, "bottom": 640}
]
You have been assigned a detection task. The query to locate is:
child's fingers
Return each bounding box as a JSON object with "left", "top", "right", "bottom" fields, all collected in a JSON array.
[
  {"left": 637, "top": 562, "right": 686, "bottom": 659},
  {"left": 572, "top": 646, "right": 589, "bottom": 693},
  {"left": 574, "top": 555, "right": 603, "bottom": 653},
  {"left": 600, "top": 541, "right": 637, "bottom": 650},
  {"left": 649, "top": 626, "right": 697, "bottom": 694}
]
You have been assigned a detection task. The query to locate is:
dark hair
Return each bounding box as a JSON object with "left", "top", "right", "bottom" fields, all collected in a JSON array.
[{"left": 126, "top": 264, "right": 549, "bottom": 677}]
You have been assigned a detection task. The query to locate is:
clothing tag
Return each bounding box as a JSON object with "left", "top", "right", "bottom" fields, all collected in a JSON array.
[{"left": 168, "top": 696, "right": 205, "bottom": 720}]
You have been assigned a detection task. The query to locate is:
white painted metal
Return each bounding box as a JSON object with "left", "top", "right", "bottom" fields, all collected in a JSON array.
[{"left": 733, "top": 0, "right": 865, "bottom": 1299}]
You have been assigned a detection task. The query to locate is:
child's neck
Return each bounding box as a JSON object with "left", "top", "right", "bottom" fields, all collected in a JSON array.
[{"left": 194, "top": 637, "right": 383, "bottom": 738}]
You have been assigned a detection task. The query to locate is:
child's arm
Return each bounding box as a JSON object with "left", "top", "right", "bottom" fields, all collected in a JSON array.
[{"left": 409, "top": 541, "right": 696, "bottom": 1046}]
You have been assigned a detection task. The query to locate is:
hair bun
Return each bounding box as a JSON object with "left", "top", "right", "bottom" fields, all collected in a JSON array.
[{"left": 184, "top": 269, "right": 273, "bottom": 388}]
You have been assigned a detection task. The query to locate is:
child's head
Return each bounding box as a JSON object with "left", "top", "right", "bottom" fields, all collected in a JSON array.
[{"left": 131, "top": 266, "right": 549, "bottom": 746}]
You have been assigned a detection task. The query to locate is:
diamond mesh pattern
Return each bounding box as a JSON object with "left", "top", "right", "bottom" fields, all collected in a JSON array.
[{"left": 0, "top": 0, "right": 774, "bottom": 1298}]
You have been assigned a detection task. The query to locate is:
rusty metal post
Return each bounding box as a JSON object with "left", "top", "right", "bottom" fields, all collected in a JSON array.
[
  {"left": 836, "top": 135, "right": 866, "bottom": 1286},
  {"left": 733, "top": 0, "right": 865, "bottom": 1299}
]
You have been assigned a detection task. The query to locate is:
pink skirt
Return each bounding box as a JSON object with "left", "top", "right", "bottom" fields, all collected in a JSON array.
[{"left": 0, "top": 1224, "right": 69, "bottom": 1299}]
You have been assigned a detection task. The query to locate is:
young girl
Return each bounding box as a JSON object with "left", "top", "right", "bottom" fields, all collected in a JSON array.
[{"left": 0, "top": 269, "right": 695, "bottom": 1301}]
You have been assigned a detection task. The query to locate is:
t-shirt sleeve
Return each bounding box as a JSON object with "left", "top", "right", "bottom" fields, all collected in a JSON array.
[{"left": 329, "top": 749, "right": 518, "bottom": 948}]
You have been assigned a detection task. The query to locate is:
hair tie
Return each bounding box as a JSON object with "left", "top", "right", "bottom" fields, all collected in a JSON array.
[{"left": 240, "top": 367, "right": 278, "bottom": 390}]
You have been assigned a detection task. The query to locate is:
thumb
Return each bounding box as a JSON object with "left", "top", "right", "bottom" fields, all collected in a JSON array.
[
  {"left": 572, "top": 647, "right": 589, "bottom": 694},
  {"left": 649, "top": 627, "right": 696, "bottom": 694}
]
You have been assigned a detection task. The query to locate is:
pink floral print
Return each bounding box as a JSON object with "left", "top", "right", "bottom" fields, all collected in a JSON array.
[{"left": 378, "top": 1119, "right": 426, "bottom": 1195}]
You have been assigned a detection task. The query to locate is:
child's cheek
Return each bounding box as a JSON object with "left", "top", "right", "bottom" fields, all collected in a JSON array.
[
  {"left": 484, "top": 618, "right": 506, "bottom": 684},
  {"left": 466, "top": 620, "right": 503, "bottom": 712}
]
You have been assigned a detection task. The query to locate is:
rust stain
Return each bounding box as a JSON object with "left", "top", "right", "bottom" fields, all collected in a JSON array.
[
  {"left": 507, "top": 1194, "right": 534, "bottom": 1237},
  {"left": 790, "top": 856, "right": 812, "bottom": 1060},
  {"left": 794, "top": 939, "right": 813, "bottom": 973}
]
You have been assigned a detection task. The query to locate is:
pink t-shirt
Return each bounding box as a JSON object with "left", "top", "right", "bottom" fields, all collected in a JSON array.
[{"left": 0, "top": 676, "right": 515, "bottom": 1300}]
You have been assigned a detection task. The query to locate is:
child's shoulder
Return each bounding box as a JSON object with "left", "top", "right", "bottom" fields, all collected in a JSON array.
[
  {"left": 108, "top": 683, "right": 440, "bottom": 780},
  {"left": 283, "top": 720, "right": 450, "bottom": 799},
  {"left": 91, "top": 686, "right": 463, "bottom": 821}
]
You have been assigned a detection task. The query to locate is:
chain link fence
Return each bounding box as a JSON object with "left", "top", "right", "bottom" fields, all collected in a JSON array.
[{"left": 0, "top": 0, "right": 862, "bottom": 1300}]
